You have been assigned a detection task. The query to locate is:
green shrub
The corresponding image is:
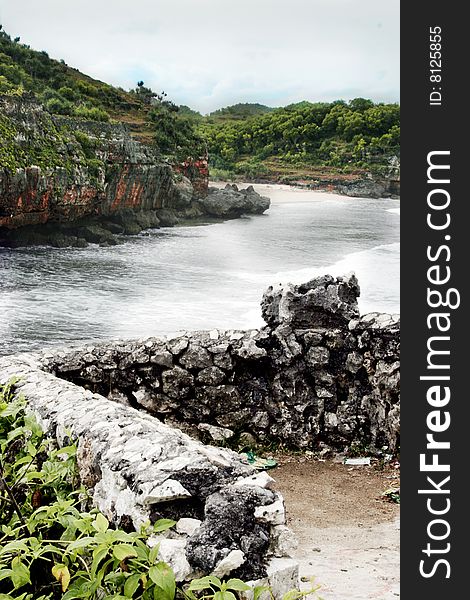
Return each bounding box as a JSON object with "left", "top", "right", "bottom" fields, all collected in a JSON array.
[
  {"left": 58, "top": 87, "right": 78, "bottom": 102},
  {"left": 45, "top": 97, "right": 73, "bottom": 116},
  {"left": 0, "top": 380, "right": 177, "bottom": 599},
  {"left": 73, "top": 106, "right": 109, "bottom": 122}
]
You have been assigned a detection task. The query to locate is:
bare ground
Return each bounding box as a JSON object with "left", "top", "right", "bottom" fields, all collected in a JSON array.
[{"left": 272, "top": 455, "right": 400, "bottom": 599}]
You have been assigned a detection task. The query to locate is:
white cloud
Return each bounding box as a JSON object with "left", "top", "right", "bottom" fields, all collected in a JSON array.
[{"left": 0, "top": 0, "right": 399, "bottom": 113}]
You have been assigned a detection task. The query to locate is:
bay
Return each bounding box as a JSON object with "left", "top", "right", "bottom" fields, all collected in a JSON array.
[{"left": 0, "top": 184, "right": 399, "bottom": 356}]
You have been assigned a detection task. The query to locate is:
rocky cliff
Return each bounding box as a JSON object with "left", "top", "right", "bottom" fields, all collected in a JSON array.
[{"left": 0, "top": 95, "right": 270, "bottom": 246}]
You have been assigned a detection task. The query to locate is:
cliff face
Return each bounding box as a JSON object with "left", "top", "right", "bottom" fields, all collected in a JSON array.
[{"left": 0, "top": 95, "right": 207, "bottom": 235}]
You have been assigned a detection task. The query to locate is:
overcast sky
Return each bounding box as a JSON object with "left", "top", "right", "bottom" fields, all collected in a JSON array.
[{"left": 1, "top": 0, "right": 399, "bottom": 114}]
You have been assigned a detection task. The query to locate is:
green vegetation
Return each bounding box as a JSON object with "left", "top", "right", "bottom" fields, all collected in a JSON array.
[
  {"left": 0, "top": 27, "right": 119, "bottom": 122},
  {"left": 0, "top": 27, "right": 205, "bottom": 162},
  {"left": 198, "top": 99, "right": 400, "bottom": 180},
  {"left": 207, "top": 103, "right": 274, "bottom": 122},
  {"left": 146, "top": 91, "right": 206, "bottom": 162},
  {"left": 0, "top": 108, "right": 105, "bottom": 179},
  {"left": 0, "top": 381, "right": 321, "bottom": 600}
]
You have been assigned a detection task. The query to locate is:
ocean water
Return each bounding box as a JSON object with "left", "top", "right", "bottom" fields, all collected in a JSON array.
[{"left": 0, "top": 184, "right": 399, "bottom": 356}]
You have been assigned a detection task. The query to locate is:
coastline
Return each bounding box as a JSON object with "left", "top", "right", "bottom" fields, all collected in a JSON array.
[
  {"left": 210, "top": 174, "right": 400, "bottom": 200},
  {"left": 211, "top": 179, "right": 401, "bottom": 202}
]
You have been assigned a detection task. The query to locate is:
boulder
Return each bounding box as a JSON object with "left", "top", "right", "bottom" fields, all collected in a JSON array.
[
  {"left": 261, "top": 273, "right": 360, "bottom": 329},
  {"left": 199, "top": 184, "right": 270, "bottom": 218}
]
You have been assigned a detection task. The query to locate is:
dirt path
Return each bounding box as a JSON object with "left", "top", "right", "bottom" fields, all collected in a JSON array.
[{"left": 272, "top": 455, "right": 400, "bottom": 599}]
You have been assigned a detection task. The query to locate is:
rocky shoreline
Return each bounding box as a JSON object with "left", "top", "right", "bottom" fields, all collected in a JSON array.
[
  {"left": 211, "top": 156, "right": 400, "bottom": 200},
  {"left": 0, "top": 182, "right": 270, "bottom": 247},
  {"left": 213, "top": 175, "right": 400, "bottom": 200}
]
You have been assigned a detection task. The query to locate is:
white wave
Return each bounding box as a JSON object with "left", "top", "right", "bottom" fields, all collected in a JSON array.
[
  {"left": 228, "top": 242, "right": 400, "bottom": 315},
  {"left": 387, "top": 208, "right": 400, "bottom": 215}
]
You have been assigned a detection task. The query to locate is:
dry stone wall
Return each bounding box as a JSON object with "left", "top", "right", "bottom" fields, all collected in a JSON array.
[{"left": 44, "top": 274, "right": 400, "bottom": 454}]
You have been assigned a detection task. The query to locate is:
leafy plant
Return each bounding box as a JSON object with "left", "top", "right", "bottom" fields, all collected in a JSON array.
[
  {"left": 0, "top": 380, "right": 176, "bottom": 599},
  {"left": 382, "top": 488, "right": 400, "bottom": 504}
]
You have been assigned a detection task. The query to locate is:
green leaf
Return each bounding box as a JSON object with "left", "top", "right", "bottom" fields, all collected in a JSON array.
[
  {"left": 10, "top": 558, "right": 30, "bottom": 589},
  {"left": 124, "top": 573, "right": 142, "bottom": 598},
  {"left": 226, "top": 579, "right": 252, "bottom": 592},
  {"left": 52, "top": 564, "right": 71, "bottom": 592},
  {"left": 113, "top": 544, "right": 138, "bottom": 561},
  {"left": 91, "top": 546, "right": 109, "bottom": 576},
  {"left": 148, "top": 562, "right": 175, "bottom": 600},
  {"left": 67, "top": 536, "right": 96, "bottom": 551},
  {"left": 187, "top": 576, "right": 214, "bottom": 591},
  {"left": 210, "top": 576, "right": 222, "bottom": 588},
  {"left": 93, "top": 513, "right": 109, "bottom": 533},
  {"left": 149, "top": 544, "right": 159, "bottom": 564},
  {"left": 214, "top": 592, "right": 235, "bottom": 600},
  {"left": 0, "top": 569, "right": 13, "bottom": 582},
  {"left": 253, "top": 585, "right": 271, "bottom": 600},
  {"left": 51, "top": 444, "right": 77, "bottom": 457},
  {"left": 0, "top": 540, "right": 29, "bottom": 556},
  {"left": 152, "top": 519, "right": 176, "bottom": 533},
  {"left": 109, "top": 529, "right": 135, "bottom": 544}
]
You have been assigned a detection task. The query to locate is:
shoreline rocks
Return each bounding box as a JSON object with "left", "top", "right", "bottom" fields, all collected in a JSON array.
[{"left": 198, "top": 184, "right": 270, "bottom": 219}]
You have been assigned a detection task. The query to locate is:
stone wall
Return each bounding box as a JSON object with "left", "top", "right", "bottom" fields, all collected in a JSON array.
[
  {"left": 43, "top": 274, "right": 400, "bottom": 454},
  {"left": 0, "top": 274, "right": 399, "bottom": 594}
]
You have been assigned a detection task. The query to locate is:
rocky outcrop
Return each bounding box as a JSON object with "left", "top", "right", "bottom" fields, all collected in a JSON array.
[
  {"left": 0, "top": 96, "right": 269, "bottom": 247},
  {"left": 37, "top": 274, "right": 399, "bottom": 453},
  {"left": 198, "top": 184, "right": 270, "bottom": 218},
  {"left": 335, "top": 177, "right": 400, "bottom": 199}
]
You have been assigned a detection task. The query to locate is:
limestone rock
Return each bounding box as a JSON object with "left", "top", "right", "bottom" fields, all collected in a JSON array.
[
  {"left": 176, "top": 518, "right": 202, "bottom": 536},
  {"left": 254, "top": 498, "right": 285, "bottom": 525},
  {"left": 270, "top": 525, "right": 298, "bottom": 557},
  {"left": 261, "top": 274, "right": 360, "bottom": 329},
  {"left": 212, "top": 549, "right": 246, "bottom": 578},
  {"left": 157, "top": 539, "right": 194, "bottom": 581},
  {"left": 235, "top": 472, "right": 276, "bottom": 490},
  {"left": 186, "top": 486, "right": 274, "bottom": 580},
  {"left": 198, "top": 423, "right": 234, "bottom": 442}
]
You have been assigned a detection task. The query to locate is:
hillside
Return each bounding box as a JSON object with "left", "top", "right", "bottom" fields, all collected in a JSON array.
[
  {"left": 207, "top": 103, "right": 275, "bottom": 122},
  {"left": 197, "top": 99, "right": 400, "bottom": 184},
  {"left": 0, "top": 27, "right": 400, "bottom": 193},
  {"left": 0, "top": 27, "right": 204, "bottom": 157}
]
